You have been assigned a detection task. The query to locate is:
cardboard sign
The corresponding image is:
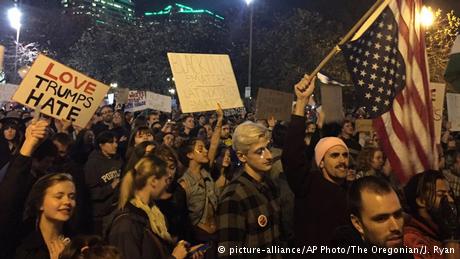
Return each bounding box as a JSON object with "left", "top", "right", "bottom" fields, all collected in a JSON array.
[
  {"left": 12, "top": 54, "right": 109, "bottom": 127},
  {"left": 115, "top": 88, "right": 129, "bottom": 104},
  {"left": 320, "top": 84, "right": 344, "bottom": 123},
  {"left": 0, "top": 45, "right": 4, "bottom": 70},
  {"left": 0, "top": 84, "right": 19, "bottom": 102},
  {"left": 224, "top": 107, "right": 246, "bottom": 117},
  {"left": 355, "top": 119, "right": 373, "bottom": 132},
  {"left": 446, "top": 93, "right": 460, "bottom": 132},
  {"left": 430, "top": 82, "right": 445, "bottom": 143},
  {"left": 125, "top": 90, "right": 148, "bottom": 112},
  {"left": 146, "top": 91, "right": 172, "bottom": 113},
  {"left": 167, "top": 53, "right": 243, "bottom": 113},
  {"left": 255, "top": 88, "right": 294, "bottom": 121}
]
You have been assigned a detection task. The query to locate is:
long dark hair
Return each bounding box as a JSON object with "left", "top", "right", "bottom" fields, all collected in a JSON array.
[{"left": 59, "top": 235, "right": 120, "bottom": 259}]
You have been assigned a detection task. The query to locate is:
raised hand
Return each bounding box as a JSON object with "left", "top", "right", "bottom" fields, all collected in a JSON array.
[{"left": 294, "top": 74, "right": 316, "bottom": 102}]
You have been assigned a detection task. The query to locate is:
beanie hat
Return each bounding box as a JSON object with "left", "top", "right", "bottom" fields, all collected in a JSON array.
[{"left": 314, "top": 137, "right": 349, "bottom": 166}]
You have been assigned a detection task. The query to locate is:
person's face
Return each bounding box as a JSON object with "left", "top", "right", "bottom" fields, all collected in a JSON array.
[
  {"left": 53, "top": 141, "right": 69, "bottom": 158},
  {"left": 342, "top": 122, "right": 354, "bottom": 135},
  {"left": 320, "top": 145, "right": 349, "bottom": 182},
  {"left": 306, "top": 124, "right": 316, "bottom": 134},
  {"left": 188, "top": 140, "right": 209, "bottom": 164},
  {"left": 346, "top": 168, "right": 357, "bottom": 181},
  {"left": 221, "top": 124, "right": 231, "bottom": 138},
  {"left": 125, "top": 112, "right": 133, "bottom": 122},
  {"left": 3, "top": 126, "right": 16, "bottom": 141},
  {"left": 100, "top": 107, "right": 113, "bottom": 123},
  {"left": 199, "top": 116, "right": 206, "bottom": 125},
  {"left": 40, "top": 181, "right": 76, "bottom": 223},
  {"left": 84, "top": 131, "right": 95, "bottom": 145},
  {"left": 113, "top": 112, "right": 123, "bottom": 126},
  {"left": 432, "top": 179, "right": 455, "bottom": 210},
  {"left": 148, "top": 114, "right": 159, "bottom": 124},
  {"left": 150, "top": 175, "right": 171, "bottom": 199},
  {"left": 33, "top": 156, "right": 55, "bottom": 174},
  {"left": 183, "top": 117, "right": 195, "bottom": 130},
  {"left": 352, "top": 190, "right": 404, "bottom": 248},
  {"left": 238, "top": 137, "right": 273, "bottom": 173},
  {"left": 163, "top": 134, "right": 175, "bottom": 147},
  {"left": 204, "top": 124, "right": 213, "bottom": 138},
  {"left": 370, "top": 151, "right": 385, "bottom": 171},
  {"left": 135, "top": 130, "right": 154, "bottom": 145},
  {"left": 166, "top": 160, "right": 177, "bottom": 180},
  {"left": 100, "top": 138, "right": 118, "bottom": 156},
  {"left": 222, "top": 149, "right": 231, "bottom": 168}
]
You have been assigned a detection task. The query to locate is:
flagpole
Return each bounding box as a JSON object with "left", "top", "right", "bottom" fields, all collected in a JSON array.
[{"left": 310, "top": 0, "right": 387, "bottom": 77}]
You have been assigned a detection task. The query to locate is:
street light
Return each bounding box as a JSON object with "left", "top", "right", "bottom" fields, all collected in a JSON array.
[
  {"left": 8, "top": 6, "right": 22, "bottom": 76},
  {"left": 420, "top": 6, "right": 434, "bottom": 27},
  {"left": 245, "top": 0, "right": 254, "bottom": 99},
  {"left": 110, "top": 82, "right": 118, "bottom": 88}
]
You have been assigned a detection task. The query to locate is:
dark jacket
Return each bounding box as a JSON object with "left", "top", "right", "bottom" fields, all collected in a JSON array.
[
  {"left": 14, "top": 230, "right": 50, "bottom": 259},
  {"left": 84, "top": 150, "right": 122, "bottom": 219},
  {"left": 0, "top": 154, "right": 37, "bottom": 258},
  {"left": 107, "top": 203, "right": 175, "bottom": 259},
  {"left": 282, "top": 115, "right": 349, "bottom": 247}
]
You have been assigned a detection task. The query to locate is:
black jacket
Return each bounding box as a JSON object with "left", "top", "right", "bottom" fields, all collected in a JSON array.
[
  {"left": 14, "top": 230, "right": 49, "bottom": 259},
  {"left": 107, "top": 203, "right": 175, "bottom": 259},
  {"left": 282, "top": 115, "right": 349, "bottom": 247},
  {"left": 84, "top": 150, "right": 122, "bottom": 218}
]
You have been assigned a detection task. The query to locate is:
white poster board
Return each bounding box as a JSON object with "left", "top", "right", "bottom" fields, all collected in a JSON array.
[
  {"left": 12, "top": 54, "right": 110, "bottom": 127},
  {"left": 0, "top": 84, "right": 19, "bottom": 102},
  {"left": 430, "top": 82, "right": 446, "bottom": 143},
  {"left": 320, "top": 84, "right": 344, "bottom": 123},
  {"left": 167, "top": 53, "right": 243, "bottom": 113},
  {"left": 146, "top": 91, "right": 172, "bottom": 113}
]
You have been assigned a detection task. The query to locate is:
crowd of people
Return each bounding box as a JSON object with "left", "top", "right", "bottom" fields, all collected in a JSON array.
[{"left": 0, "top": 74, "right": 459, "bottom": 259}]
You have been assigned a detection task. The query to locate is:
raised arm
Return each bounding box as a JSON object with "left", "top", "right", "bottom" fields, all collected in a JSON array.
[
  {"left": 281, "top": 74, "right": 316, "bottom": 196},
  {"left": 208, "top": 104, "right": 223, "bottom": 168}
]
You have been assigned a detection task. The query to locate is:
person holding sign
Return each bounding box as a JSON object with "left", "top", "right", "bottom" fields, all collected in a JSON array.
[{"left": 178, "top": 105, "right": 227, "bottom": 258}]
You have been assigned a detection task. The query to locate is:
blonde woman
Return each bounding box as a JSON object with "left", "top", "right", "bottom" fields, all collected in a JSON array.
[{"left": 107, "top": 156, "right": 203, "bottom": 259}]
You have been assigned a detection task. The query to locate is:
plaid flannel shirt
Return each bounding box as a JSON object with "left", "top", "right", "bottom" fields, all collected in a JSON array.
[
  {"left": 443, "top": 168, "right": 460, "bottom": 199},
  {"left": 217, "top": 172, "right": 282, "bottom": 259}
]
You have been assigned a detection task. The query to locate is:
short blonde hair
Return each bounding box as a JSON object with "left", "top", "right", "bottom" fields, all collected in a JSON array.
[{"left": 232, "top": 121, "right": 269, "bottom": 154}]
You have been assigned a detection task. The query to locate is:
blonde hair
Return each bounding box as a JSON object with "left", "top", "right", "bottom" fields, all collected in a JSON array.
[
  {"left": 232, "top": 121, "right": 269, "bottom": 154},
  {"left": 118, "top": 156, "right": 167, "bottom": 209}
]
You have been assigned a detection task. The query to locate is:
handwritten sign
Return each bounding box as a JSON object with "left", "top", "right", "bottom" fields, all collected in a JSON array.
[
  {"left": 224, "top": 107, "right": 246, "bottom": 117},
  {"left": 446, "top": 93, "right": 460, "bottom": 132},
  {"left": 167, "top": 53, "right": 243, "bottom": 113},
  {"left": 0, "top": 45, "right": 4, "bottom": 70},
  {"left": 430, "top": 82, "right": 445, "bottom": 143},
  {"left": 125, "top": 90, "right": 147, "bottom": 112},
  {"left": 12, "top": 54, "right": 109, "bottom": 127},
  {"left": 146, "top": 91, "right": 172, "bottom": 113},
  {"left": 0, "top": 84, "right": 19, "bottom": 102},
  {"left": 115, "top": 88, "right": 129, "bottom": 104},
  {"left": 255, "top": 88, "right": 294, "bottom": 121}
]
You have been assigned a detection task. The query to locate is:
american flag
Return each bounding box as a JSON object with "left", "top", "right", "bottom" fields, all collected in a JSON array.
[{"left": 341, "top": 0, "right": 437, "bottom": 183}]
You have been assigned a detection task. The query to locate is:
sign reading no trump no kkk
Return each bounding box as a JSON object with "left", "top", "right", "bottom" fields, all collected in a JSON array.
[
  {"left": 167, "top": 53, "right": 243, "bottom": 113},
  {"left": 12, "top": 54, "right": 110, "bottom": 128}
]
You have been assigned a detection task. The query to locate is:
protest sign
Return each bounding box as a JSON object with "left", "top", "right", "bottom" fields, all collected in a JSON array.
[
  {"left": 430, "top": 83, "right": 445, "bottom": 143},
  {"left": 125, "top": 90, "right": 148, "bottom": 112},
  {"left": 0, "top": 45, "right": 4, "bottom": 70},
  {"left": 255, "top": 88, "right": 294, "bottom": 121},
  {"left": 146, "top": 91, "right": 172, "bottom": 113},
  {"left": 355, "top": 119, "right": 373, "bottom": 132},
  {"left": 446, "top": 93, "right": 460, "bottom": 132},
  {"left": 12, "top": 54, "right": 109, "bottom": 127},
  {"left": 167, "top": 53, "right": 243, "bottom": 113},
  {"left": 320, "top": 84, "right": 343, "bottom": 123},
  {"left": 224, "top": 107, "right": 246, "bottom": 117},
  {"left": 0, "top": 84, "right": 19, "bottom": 102}
]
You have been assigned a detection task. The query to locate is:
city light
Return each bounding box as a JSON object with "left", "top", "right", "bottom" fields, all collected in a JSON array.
[
  {"left": 168, "top": 88, "right": 175, "bottom": 94},
  {"left": 8, "top": 7, "right": 22, "bottom": 30},
  {"left": 110, "top": 82, "right": 118, "bottom": 88},
  {"left": 420, "top": 6, "right": 434, "bottom": 27},
  {"left": 245, "top": 0, "right": 253, "bottom": 5}
]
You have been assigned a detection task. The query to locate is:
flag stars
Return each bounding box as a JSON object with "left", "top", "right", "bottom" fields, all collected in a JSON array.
[
  {"left": 379, "top": 22, "right": 384, "bottom": 28},
  {"left": 386, "top": 35, "right": 393, "bottom": 41},
  {"left": 380, "top": 77, "right": 386, "bottom": 83},
  {"left": 369, "top": 83, "right": 376, "bottom": 90},
  {"left": 372, "top": 106, "right": 379, "bottom": 112},
  {"left": 362, "top": 61, "right": 369, "bottom": 67},
  {"left": 360, "top": 70, "right": 367, "bottom": 76},
  {"left": 358, "top": 80, "right": 365, "bottom": 86},
  {"left": 376, "top": 32, "right": 383, "bottom": 39},
  {"left": 375, "top": 43, "right": 382, "bottom": 49},
  {"left": 389, "top": 69, "right": 395, "bottom": 75},
  {"left": 364, "top": 51, "right": 370, "bottom": 57},
  {"left": 353, "top": 67, "right": 358, "bottom": 73},
  {"left": 390, "top": 58, "right": 396, "bottom": 64},
  {"left": 373, "top": 53, "right": 380, "bottom": 60},
  {"left": 387, "top": 24, "right": 393, "bottom": 30},
  {"left": 372, "top": 64, "right": 379, "bottom": 70},
  {"left": 378, "top": 87, "right": 384, "bottom": 93},
  {"left": 382, "top": 66, "right": 388, "bottom": 73},
  {"left": 388, "top": 79, "right": 393, "bottom": 85},
  {"left": 384, "top": 100, "right": 390, "bottom": 106},
  {"left": 375, "top": 96, "right": 382, "bottom": 103},
  {"left": 385, "top": 45, "right": 391, "bottom": 52},
  {"left": 386, "top": 90, "right": 392, "bottom": 95},
  {"left": 365, "top": 93, "right": 372, "bottom": 99},
  {"left": 384, "top": 56, "right": 390, "bottom": 62},
  {"left": 370, "top": 74, "right": 377, "bottom": 80},
  {"left": 367, "top": 41, "right": 373, "bottom": 47}
]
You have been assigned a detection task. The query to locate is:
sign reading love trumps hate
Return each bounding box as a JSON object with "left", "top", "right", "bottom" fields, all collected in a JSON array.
[{"left": 12, "top": 54, "right": 109, "bottom": 127}]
